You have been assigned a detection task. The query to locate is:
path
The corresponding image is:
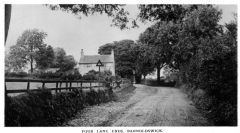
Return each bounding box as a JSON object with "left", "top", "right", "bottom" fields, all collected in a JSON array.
[{"left": 64, "top": 84, "right": 211, "bottom": 126}]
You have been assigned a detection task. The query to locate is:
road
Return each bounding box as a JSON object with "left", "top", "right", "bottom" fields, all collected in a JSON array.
[{"left": 64, "top": 84, "right": 211, "bottom": 126}]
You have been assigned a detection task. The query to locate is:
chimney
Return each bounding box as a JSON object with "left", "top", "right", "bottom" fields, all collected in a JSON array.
[{"left": 81, "top": 49, "right": 84, "bottom": 56}]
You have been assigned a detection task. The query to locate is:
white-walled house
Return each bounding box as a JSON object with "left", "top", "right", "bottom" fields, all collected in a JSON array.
[{"left": 78, "top": 49, "right": 115, "bottom": 76}]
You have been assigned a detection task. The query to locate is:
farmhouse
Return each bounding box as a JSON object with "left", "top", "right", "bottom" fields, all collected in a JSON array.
[{"left": 78, "top": 49, "right": 115, "bottom": 76}]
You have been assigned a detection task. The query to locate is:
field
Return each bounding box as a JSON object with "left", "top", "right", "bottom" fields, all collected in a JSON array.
[
  {"left": 6, "top": 81, "right": 104, "bottom": 97},
  {"left": 6, "top": 82, "right": 101, "bottom": 90}
]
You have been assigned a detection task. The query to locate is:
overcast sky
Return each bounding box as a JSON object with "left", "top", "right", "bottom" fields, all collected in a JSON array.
[{"left": 5, "top": 4, "right": 237, "bottom": 62}]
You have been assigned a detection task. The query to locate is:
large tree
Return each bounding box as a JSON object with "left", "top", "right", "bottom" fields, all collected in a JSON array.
[
  {"left": 8, "top": 29, "right": 47, "bottom": 73},
  {"left": 130, "top": 42, "right": 155, "bottom": 82},
  {"left": 48, "top": 4, "right": 138, "bottom": 30},
  {"left": 137, "top": 5, "right": 187, "bottom": 23},
  {"left": 98, "top": 40, "right": 136, "bottom": 78},
  {"left": 138, "top": 21, "right": 179, "bottom": 81},
  {"left": 35, "top": 45, "right": 55, "bottom": 69},
  {"left": 61, "top": 55, "right": 76, "bottom": 72},
  {"left": 51, "top": 47, "right": 76, "bottom": 72}
]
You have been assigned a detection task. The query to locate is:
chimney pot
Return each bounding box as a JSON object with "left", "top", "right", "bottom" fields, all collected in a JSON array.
[{"left": 81, "top": 49, "right": 84, "bottom": 56}]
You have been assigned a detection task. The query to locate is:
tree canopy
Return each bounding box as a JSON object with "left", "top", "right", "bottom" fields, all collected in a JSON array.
[
  {"left": 98, "top": 39, "right": 136, "bottom": 78},
  {"left": 7, "top": 29, "right": 48, "bottom": 73},
  {"left": 136, "top": 5, "right": 237, "bottom": 125},
  {"left": 51, "top": 47, "right": 76, "bottom": 72},
  {"left": 6, "top": 29, "right": 76, "bottom": 73},
  {"left": 138, "top": 21, "right": 180, "bottom": 81},
  {"left": 48, "top": 4, "right": 138, "bottom": 29}
]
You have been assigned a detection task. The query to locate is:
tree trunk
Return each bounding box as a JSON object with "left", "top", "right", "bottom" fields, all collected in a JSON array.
[
  {"left": 30, "top": 56, "right": 33, "bottom": 73},
  {"left": 157, "top": 65, "right": 161, "bottom": 82},
  {"left": 5, "top": 4, "right": 11, "bottom": 44},
  {"left": 135, "top": 74, "right": 142, "bottom": 84}
]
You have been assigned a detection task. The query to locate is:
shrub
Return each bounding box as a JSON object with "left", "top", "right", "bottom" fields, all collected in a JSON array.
[
  {"left": 81, "top": 70, "right": 116, "bottom": 81},
  {"left": 5, "top": 71, "right": 28, "bottom": 77},
  {"left": 33, "top": 71, "right": 82, "bottom": 80},
  {"left": 5, "top": 88, "right": 115, "bottom": 126}
]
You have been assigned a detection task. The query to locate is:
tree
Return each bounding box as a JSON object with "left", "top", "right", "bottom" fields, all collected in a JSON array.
[
  {"left": 138, "top": 5, "right": 187, "bottom": 23},
  {"left": 98, "top": 40, "right": 136, "bottom": 78},
  {"left": 61, "top": 55, "right": 76, "bottom": 71},
  {"left": 170, "top": 5, "right": 223, "bottom": 82},
  {"left": 51, "top": 47, "right": 66, "bottom": 67},
  {"left": 138, "top": 21, "right": 179, "bottom": 81},
  {"left": 6, "top": 48, "right": 26, "bottom": 72},
  {"left": 48, "top": 4, "right": 138, "bottom": 30},
  {"left": 130, "top": 42, "right": 155, "bottom": 82},
  {"left": 8, "top": 29, "right": 47, "bottom": 73},
  {"left": 35, "top": 45, "right": 55, "bottom": 69},
  {"left": 49, "top": 4, "right": 194, "bottom": 30},
  {"left": 51, "top": 47, "right": 76, "bottom": 72}
]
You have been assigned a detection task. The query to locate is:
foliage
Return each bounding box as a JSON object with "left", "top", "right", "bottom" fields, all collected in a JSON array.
[
  {"left": 138, "top": 5, "right": 187, "bottom": 23},
  {"left": 98, "top": 40, "right": 136, "bottom": 78},
  {"left": 48, "top": 4, "right": 138, "bottom": 30},
  {"left": 5, "top": 71, "right": 28, "bottom": 78},
  {"left": 51, "top": 47, "right": 76, "bottom": 72},
  {"left": 137, "top": 5, "right": 237, "bottom": 125},
  {"left": 172, "top": 6, "right": 236, "bottom": 125},
  {"left": 48, "top": 4, "right": 199, "bottom": 30},
  {"left": 82, "top": 70, "right": 99, "bottom": 80},
  {"left": 5, "top": 89, "right": 115, "bottom": 126},
  {"left": 130, "top": 42, "right": 155, "bottom": 82},
  {"left": 138, "top": 21, "right": 180, "bottom": 81},
  {"left": 51, "top": 47, "right": 66, "bottom": 67},
  {"left": 35, "top": 45, "right": 55, "bottom": 69},
  {"left": 6, "top": 45, "right": 27, "bottom": 71},
  {"left": 61, "top": 55, "right": 76, "bottom": 71},
  {"left": 7, "top": 29, "right": 48, "bottom": 73},
  {"left": 81, "top": 70, "right": 113, "bottom": 81},
  {"left": 33, "top": 69, "right": 82, "bottom": 80}
]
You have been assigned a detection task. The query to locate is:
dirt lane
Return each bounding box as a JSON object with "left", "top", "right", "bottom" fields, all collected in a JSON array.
[{"left": 64, "top": 84, "right": 211, "bottom": 126}]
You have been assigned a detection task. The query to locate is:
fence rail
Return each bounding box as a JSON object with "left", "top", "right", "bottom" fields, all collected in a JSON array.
[{"left": 5, "top": 78, "right": 106, "bottom": 94}]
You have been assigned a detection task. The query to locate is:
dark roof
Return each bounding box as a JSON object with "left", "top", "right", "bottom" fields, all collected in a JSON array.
[{"left": 79, "top": 55, "right": 113, "bottom": 64}]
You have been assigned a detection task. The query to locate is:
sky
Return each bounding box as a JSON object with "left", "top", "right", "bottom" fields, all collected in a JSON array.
[{"left": 5, "top": 4, "right": 237, "bottom": 62}]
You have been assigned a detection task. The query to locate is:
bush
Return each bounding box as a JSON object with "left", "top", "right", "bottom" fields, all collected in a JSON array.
[
  {"left": 33, "top": 72, "right": 61, "bottom": 79},
  {"left": 82, "top": 70, "right": 114, "bottom": 81},
  {"left": 33, "top": 71, "right": 82, "bottom": 80},
  {"left": 178, "top": 48, "right": 237, "bottom": 126},
  {"left": 5, "top": 88, "right": 115, "bottom": 126},
  {"left": 5, "top": 71, "right": 28, "bottom": 77}
]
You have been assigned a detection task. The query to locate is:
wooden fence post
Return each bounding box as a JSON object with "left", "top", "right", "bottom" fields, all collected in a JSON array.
[
  {"left": 27, "top": 81, "right": 30, "bottom": 93},
  {"left": 42, "top": 82, "right": 45, "bottom": 89},
  {"left": 60, "top": 82, "right": 62, "bottom": 92},
  {"left": 56, "top": 82, "right": 58, "bottom": 93},
  {"left": 70, "top": 82, "right": 72, "bottom": 91},
  {"left": 66, "top": 82, "right": 68, "bottom": 91},
  {"left": 81, "top": 82, "right": 82, "bottom": 90}
]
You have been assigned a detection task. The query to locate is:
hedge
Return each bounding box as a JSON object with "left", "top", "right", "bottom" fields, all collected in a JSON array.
[{"left": 5, "top": 88, "right": 116, "bottom": 126}]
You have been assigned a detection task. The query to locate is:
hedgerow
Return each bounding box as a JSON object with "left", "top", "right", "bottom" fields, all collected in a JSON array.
[{"left": 5, "top": 88, "right": 115, "bottom": 126}]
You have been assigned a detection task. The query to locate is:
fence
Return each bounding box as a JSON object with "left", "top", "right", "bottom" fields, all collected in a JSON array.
[{"left": 5, "top": 78, "right": 106, "bottom": 95}]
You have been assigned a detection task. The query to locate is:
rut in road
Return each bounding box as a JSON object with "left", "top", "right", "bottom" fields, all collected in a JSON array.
[{"left": 64, "top": 84, "right": 211, "bottom": 126}]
